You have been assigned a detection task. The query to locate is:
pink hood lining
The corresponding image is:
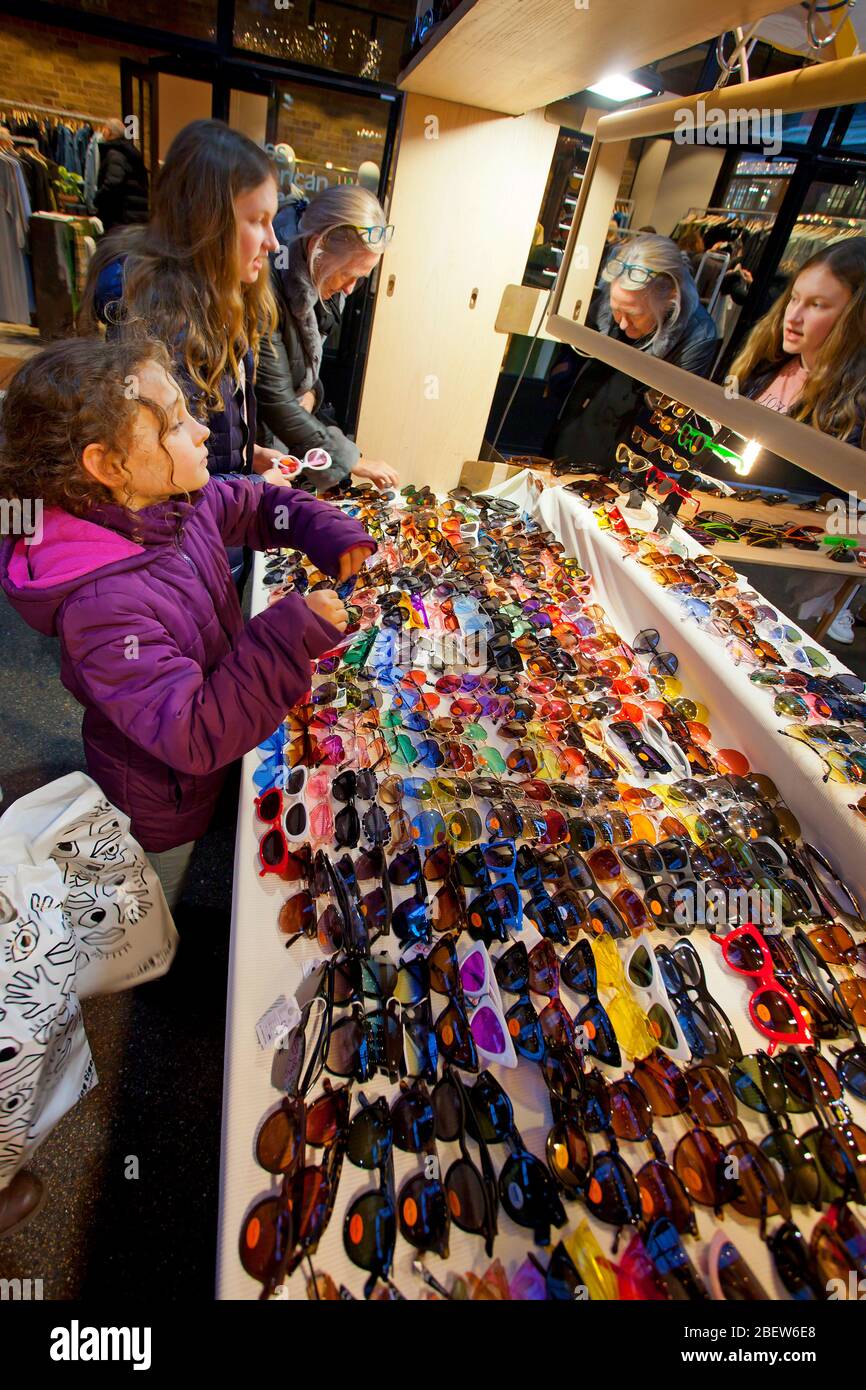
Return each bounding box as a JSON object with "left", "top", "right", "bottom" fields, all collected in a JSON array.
[{"left": 7, "top": 507, "right": 145, "bottom": 591}]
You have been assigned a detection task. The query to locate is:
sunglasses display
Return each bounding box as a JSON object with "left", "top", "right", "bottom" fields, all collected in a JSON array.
[{"left": 232, "top": 483, "right": 866, "bottom": 1303}]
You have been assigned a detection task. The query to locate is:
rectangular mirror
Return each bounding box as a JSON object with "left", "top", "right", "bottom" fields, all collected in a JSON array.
[{"left": 540, "top": 54, "right": 866, "bottom": 495}]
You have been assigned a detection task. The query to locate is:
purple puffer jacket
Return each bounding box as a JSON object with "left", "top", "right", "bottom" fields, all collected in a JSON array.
[{"left": 0, "top": 478, "right": 375, "bottom": 852}]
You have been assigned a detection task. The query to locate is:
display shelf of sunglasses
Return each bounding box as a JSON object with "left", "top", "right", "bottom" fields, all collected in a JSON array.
[
  {"left": 707, "top": 540, "right": 864, "bottom": 576},
  {"left": 695, "top": 491, "right": 855, "bottom": 537}
]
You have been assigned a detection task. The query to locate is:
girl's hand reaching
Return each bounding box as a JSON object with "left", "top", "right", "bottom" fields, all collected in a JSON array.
[
  {"left": 304, "top": 589, "right": 348, "bottom": 632},
  {"left": 337, "top": 546, "right": 374, "bottom": 582}
]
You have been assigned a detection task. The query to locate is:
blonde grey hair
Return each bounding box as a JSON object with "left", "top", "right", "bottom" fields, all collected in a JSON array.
[
  {"left": 102, "top": 117, "right": 127, "bottom": 140},
  {"left": 298, "top": 184, "right": 389, "bottom": 298},
  {"left": 602, "top": 233, "right": 692, "bottom": 346}
]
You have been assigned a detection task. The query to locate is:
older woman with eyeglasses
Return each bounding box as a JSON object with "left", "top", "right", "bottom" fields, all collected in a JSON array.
[
  {"left": 255, "top": 183, "right": 399, "bottom": 492},
  {"left": 547, "top": 233, "right": 719, "bottom": 471}
]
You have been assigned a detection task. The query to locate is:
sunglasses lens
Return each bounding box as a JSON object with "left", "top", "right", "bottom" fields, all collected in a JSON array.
[
  {"left": 505, "top": 1000, "right": 545, "bottom": 1061},
  {"left": 391, "top": 1084, "right": 433, "bottom": 1150},
  {"left": 728, "top": 1140, "right": 790, "bottom": 1220},
  {"left": 687, "top": 1066, "right": 738, "bottom": 1127},
  {"left": 388, "top": 846, "right": 422, "bottom": 885},
  {"left": 752, "top": 984, "right": 806, "bottom": 1037},
  {"left": 335, "top": 803, "right": 360, "bottom": 848},
  {"left": 258, "top": 790, "right": 281, "bottom": 821},
  {"left": 838, "top": 1048, "right": 866, "bottom": 1101},
  {"left": 260, "top": 827, "right": 286, "bottom": 869},
  {"left": 436, "top": 1002, "right": 479, "bottom": 1071},
  {"left": 547, "top": 1116, "right": 592, "bottom": 1192},
  {"left": 675, "top": 1130, "right": 736, "bottom": 1207},
  {"left": 585, "top": 1151, "right": 642, "bottom": 1226},
  {"left": 398, "top": 1172, "right": 450, "bottom": 1256},
  {"left": 277, "top": 890, "right": 315, "bottom": 939},
  {"left": 239, "top": 1194, "right": 280, "bottom": 1282},
  {"left": 392, "top": 895, "right": 430, "bottom": 946},
  {"left": 255, "top": 1106, "right": 302, "bottom": 1174},
  {"left": 610, "top": 1078, "right": 652, "bottom": 1142},
  {"left": 499, "top": 1150, "right": 566, "bottom": 1240},
  {"left": 819, "top": 1124, "right": 866, "bottom": 1202},
  {"left": 348, "top": 1102, "right": 391, "bottom": 1168},
  {"left": 730, "top": 1054, "right": 788, "bottom": 1114},
  {"left": 760, "top": 1130, "right": 822, "bottom": 1207},
  {"left": 637, "top": 1159, "right": 695, "bottom": 1234},
  {"left": 326, "top": 1016, "right": 367, "bottom": 1079},
  {"left": 444, "top": 1157, "right": 489, "bottom": 1235},
  {"left": 344, "top": 1190, "right": 396, "bottom": 1276}
]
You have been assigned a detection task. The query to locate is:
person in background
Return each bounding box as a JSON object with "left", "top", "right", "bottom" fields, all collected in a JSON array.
[
  {"left": 701, "top": 222, "right": 753, "bottom": 307},
  {"left": 256, "top": 183, "right": 399, "bottom": 492},
  {"left": 677, "top": 225, "right": 705, "bottom": 275},
  {"left": 357, "top": 160, "right": 381, "bottom": 193},
  {"left": 548, "top": 233, "right": 719, "bottom": 469},
  {"left": 93, "top": 118, "right": 149, "bottom": 231},
  {"left": 727, "top": 237, "right": 866, "bottom": 643}
]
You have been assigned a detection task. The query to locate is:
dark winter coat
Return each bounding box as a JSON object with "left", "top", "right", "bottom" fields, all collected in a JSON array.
[
  {"left": 93, "top": 138, "right": 149, "bottom": 230},
  {"left": 255, "top": 199, "right": 360, "bottom": 491}
]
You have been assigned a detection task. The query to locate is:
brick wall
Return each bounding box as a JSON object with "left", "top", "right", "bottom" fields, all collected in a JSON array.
[
  {"left": 0, "top": 14, "right": 158, "bottom": 120},
  {"left": 276, "top": 88, "right": 387, "bottom": 181}
]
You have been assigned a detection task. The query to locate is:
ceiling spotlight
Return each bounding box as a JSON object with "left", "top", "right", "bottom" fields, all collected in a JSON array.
[{"left": 587, "top": 74, "right": 654, "bottom": 102}]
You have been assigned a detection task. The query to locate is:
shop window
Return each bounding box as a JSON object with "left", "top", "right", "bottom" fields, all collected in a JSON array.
[
  {"left": 234, "top": 0, "right": 412, "bottom": 84},
  {"left": 51, "top": 0, "right": 217, "bottom": 40},
  {"left": 723, "top": 155, "right": 797, "bottom": 214},
  {"left": 271, "top": 83, "right": 388, "bottom": 196},
  {"left": 841, "top": 103, "right": 866, "bottom": 152}
]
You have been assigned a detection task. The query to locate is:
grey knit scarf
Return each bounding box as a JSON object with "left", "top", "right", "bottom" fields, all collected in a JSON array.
[{"left": 284, "top": 238, "right": 323, "bottom": 394}]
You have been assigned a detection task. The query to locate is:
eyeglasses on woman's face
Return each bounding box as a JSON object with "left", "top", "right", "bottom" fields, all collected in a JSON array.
[{"left": 350, "top": 224, "right": 395, "bottom": 247}]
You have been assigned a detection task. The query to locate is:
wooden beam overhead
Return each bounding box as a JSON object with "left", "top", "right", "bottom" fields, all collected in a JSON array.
[{"left": 398, "top": 0, "right": 787, "bottom": 115}]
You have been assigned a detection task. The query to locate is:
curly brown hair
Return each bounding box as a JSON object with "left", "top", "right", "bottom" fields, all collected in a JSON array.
[{"left": 0, "top": 336, "right": 180, "bottom": 517}]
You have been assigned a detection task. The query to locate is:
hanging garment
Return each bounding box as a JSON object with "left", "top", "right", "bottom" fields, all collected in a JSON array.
[{"left": 0, "top": 154, "right": 31, "bottom": 324}]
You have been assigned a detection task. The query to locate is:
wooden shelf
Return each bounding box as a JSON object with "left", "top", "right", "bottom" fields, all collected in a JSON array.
[
  {"left": 397, "top": 0, "right": 785, "bottom": 116},
  {"left": 710, "top": 540, "right": 862, "bottom": 576}
]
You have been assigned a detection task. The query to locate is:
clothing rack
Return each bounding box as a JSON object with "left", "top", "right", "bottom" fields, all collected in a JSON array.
[
  {"left": 792, "top": 212, "right": 865, "bottom": 229},
  {"left": 10, "top": 135, "right": 39, "bottom": 149},
  {"left": 0, "top": 99, "right": 109, "bottom": 125},
  {"left": 685, "top": 206, "right": 775, "bottom": 221}
]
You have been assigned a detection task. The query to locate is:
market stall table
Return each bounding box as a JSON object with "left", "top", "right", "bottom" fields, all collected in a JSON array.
[{"left": 217, "top": 497, "right": 866, "bottom": 1302}]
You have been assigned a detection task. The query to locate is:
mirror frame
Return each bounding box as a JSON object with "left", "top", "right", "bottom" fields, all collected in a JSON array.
[{"left": 545, "top": 53, "right": 866, "bottom": 492}]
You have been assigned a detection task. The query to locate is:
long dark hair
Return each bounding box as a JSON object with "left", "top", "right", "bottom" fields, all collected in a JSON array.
[{"left": 81, "top": 120, "right": 278, "bottom": 412}]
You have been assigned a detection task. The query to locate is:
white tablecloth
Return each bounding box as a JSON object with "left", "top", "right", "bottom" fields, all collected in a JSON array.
[
  {"left": 487, "top": 470, "right": 866, "bottom": 908},
  {"left": 216, "top": 518, "right": 866, "bottom": 1303}
]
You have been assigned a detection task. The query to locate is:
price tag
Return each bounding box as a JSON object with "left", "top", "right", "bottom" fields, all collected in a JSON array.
[{"left": 255, "top": 995, "right": 301, "bottom": 1051}]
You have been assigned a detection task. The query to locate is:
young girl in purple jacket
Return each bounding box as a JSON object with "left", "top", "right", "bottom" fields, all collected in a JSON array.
[{"left": 0, "top": 337, "right": 375, "bottom": 907}]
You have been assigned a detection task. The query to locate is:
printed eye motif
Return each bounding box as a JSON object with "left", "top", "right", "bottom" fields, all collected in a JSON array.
[
  {"left": 8, "top": 922, "right": 39, "bottom": 962},
  {"left": 0, "top": 1038, "right": 22, "bottom": 1068},
  {"left": 0, "top": 1087, "right": 30, "bottom": 1116},
  {"left": 78, "top": 907, "right": 107, "bottom": 929}
]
